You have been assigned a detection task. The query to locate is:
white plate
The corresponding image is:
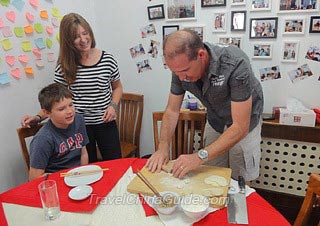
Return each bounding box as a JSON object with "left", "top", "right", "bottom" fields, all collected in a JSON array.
[
  {"left": 68, "top": 185, "right": 93, "bottom": 200},
  {"left": 64, "top": 165, "right": 103, "bottom": 187}
]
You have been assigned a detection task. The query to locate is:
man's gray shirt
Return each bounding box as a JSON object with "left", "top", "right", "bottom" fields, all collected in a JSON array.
[{"left": 170, "top": 43, "right": 264, "bottom": 133}]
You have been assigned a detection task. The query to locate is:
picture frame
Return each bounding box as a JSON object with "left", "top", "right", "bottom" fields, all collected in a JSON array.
[
  {"left": 201, "top": 0, "right": 226, "bottom": 7},
  {"left": 147, "top": 4, "right": 165, "bottom": 20},
  {"left": 166, "top": 0, "right": 196, "bottom": 21},
  {"left": 231, "top": 0, "right": 246, "bottom": 6},
  {"left": 213, "top": 12, "right": 227, "bottom": 33},
  {"left": 218, "top": 36, "right": 243, "bottom": 48},
  {"left": 249, "top": 17, "right": 278, "bottom": 39},
  {"left": 250, "top": 0, "right": 272, "bottom": 11},
  {"left": 281, "top": 41, "right": 299, "bottom": 63},
  {"left": 278, "top": 0, "right": 318, "bottom": 13},
  {"left": 231, "top": 11, "right": 246, "bottom": 31},
  {"left": 252, "top": 43, "right": 273, "bottom": 59},
  {"left": 283, "top": 18, "right": 305, "bottom": 35},
  {"left": 309, "top": 16, "right": 320, "bottom": 33},
  {"left": 162, "top": 25, "right": 179, "bottom": 41},
  {"left": 183, "top": 25, "right": 205, "bottom": 41}
]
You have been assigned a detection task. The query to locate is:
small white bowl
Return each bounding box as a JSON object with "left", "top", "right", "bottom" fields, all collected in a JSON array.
[
  {"left": 68, "top": 185, "right": 92, "bottom": 200},
  {"left": 180, "top": 194, "right": 210, "bottom": 219},
  {"left": 153, "top": 191, "right": 179, "bottom": 215}
]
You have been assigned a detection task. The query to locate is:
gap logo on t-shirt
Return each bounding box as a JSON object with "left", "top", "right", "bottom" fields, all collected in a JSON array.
[{"left": 58, "top": 133, "right": 84, "bottom": 158}]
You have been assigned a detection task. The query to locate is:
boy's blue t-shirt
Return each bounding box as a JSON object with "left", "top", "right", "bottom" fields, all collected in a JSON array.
[{"left": 30, "top": 113, "right": 89, "bottom": 173}]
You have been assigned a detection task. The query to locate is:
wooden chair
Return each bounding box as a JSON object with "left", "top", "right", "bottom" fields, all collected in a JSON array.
[
  {"left": 294, "top": 172, "right": 320, "bottom": 226},
  {"left": 117, "top": 93, "right": 144, "bottom": 158},
  {"left": 153, "top": 111, "right": 206, "bottom": 160},
  {"left": 17, "top": 123, "right": 44, "bottom": 170}
]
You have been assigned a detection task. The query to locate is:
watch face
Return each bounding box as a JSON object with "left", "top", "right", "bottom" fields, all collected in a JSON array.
[{"left": 199, "top": 149, "right": 208, "bottom": 160}]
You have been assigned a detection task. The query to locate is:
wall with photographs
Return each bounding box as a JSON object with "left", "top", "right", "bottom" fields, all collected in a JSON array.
[{"left": 96, "top": 0, "right": 320, "bottom": 158}]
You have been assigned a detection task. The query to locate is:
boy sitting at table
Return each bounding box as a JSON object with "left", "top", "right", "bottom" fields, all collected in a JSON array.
[{"left": 29, "top": 83, "right": 89, "bottom": 180}]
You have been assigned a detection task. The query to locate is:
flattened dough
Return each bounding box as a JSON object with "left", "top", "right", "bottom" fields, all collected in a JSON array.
[
  {"left": 201, "top": 187, "right": 224, "bottom": 196},
  {"left": 204, "top": 175, "right": 228, "bottom": 186}
]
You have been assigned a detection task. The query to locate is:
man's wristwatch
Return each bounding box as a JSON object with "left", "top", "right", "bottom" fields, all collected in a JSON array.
[{"left": 198, "top": 149, "right": 208, "bottom": 161}]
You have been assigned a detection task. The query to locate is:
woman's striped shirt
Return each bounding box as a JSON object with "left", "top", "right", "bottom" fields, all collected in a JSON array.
[{"left": 54, "top": 51, "right": 120, "bottom": 125}]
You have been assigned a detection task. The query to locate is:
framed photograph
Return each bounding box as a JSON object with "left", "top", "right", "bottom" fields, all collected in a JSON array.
[
  {"left": 183, "top": 25, "right": 205, "bottom": 41},
  {"left": 201, "top": 0, "right": 226, "bottom": 7},
  {"left": 231, "top": 0, "right": 246, "bottom": 6},
  {"left": 250, "top": 17, "right": 278, "bottom": 38},
  {"left": 278, "top": 0, "right": 318, "bottom": 13},
  {"left": 252, "top": 43, "right": 272, "bottom": 59},
  {"left": 250, "top": 0, "right": 271, "bottom": 11},
  {"left": 162, "top": 25, "right": 179, "bottom": 41},
  {"left": 259, "top": 66, "right": 281, "bottom": 82},
  {"left": 213, "top": 12, "right": 227, "bottom": 32},
  {"left": 166, "top": 0, "right": 196, "bottom": 21},
  {"left": 283, "top": 18, "right": 305, "bottom": 35},
  {"left": 218, "top": 36, "right": 243, "bottom": 48},
  {"left": 281, "top": 41, "right": 299, "bottom": 63},
  {"left": 231, "top": 11, "right": 246, "bottom": 31},
  {"left": 147, "top": 4, "right": 165, "bottom": 20},
  {"left": 309, "top": 16, "right": 320, "bottom": 33}
]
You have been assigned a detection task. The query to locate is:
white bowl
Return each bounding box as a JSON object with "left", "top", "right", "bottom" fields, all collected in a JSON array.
[
  {"left": 153, "top": 191, "right": 179, "bottom": 215},
  {"left": 180, "top": 194, "right": 210, "bottom": 219}
]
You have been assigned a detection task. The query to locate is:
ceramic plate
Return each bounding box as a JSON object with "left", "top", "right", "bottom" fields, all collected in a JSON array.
[
  {"left": 64, "top": 165, "right": 103, "bottom": 187},
  {"left": 68, "top": 185, "right": 93, "bottom": 200}
]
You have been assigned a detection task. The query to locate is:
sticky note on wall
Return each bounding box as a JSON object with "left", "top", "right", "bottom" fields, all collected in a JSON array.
[
  {"left": 0, "top": 72, "right": 10, "bottom": 84},
  {"left": 22, "top": 41, "right": 32, "bottom": 51},
  {"left": 1, "top": 38, "right": 13, "bottom": 51},
  {"left": 14, "top": 27, "right": 24, "bottom": 37}
]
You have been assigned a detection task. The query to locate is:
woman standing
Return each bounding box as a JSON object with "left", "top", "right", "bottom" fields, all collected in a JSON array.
[{"left": 21, "top": 13, "right": 122, "bottom": 162}]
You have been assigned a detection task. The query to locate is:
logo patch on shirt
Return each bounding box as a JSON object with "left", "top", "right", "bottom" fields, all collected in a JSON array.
[{"left": 210, "top": 75, "right": 225, "bottom": 87}]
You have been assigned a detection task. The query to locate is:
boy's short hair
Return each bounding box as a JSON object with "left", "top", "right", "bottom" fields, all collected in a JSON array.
[{"left": 38, "top": 83, "right": 72, "bottom": 111}]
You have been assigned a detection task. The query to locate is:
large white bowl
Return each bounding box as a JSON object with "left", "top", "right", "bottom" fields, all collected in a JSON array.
[
  {"left": 180, "top": 194, "right": 210, "bottom": 219},
  {"left": 153, "top": 191, "right": 180, "bottom": 215}
]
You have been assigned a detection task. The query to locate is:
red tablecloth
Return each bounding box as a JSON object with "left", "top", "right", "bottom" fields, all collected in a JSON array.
[{"left": 0, "top": 158, "right": 290, "bottom": 226}]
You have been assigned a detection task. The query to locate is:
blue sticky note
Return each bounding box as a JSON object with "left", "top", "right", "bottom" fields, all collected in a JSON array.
[
  {"left": 35, "top": 37, "right": 46, "bottom": 49},
  {"left": 0, "top": 72, "right": 10, "bottom": 84},
  {"left": 12, "top": 0, "right": 25, "bottom": 11}
]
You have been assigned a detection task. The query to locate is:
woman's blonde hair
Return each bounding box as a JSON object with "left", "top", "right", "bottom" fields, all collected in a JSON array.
[{"left": 58, "top": 13, "right": 96, "bottom": 84}]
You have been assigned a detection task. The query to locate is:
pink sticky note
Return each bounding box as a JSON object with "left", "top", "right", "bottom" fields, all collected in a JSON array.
[
  {"left": 18, "top": 55, "right": 29, "bottom": 64},
  {"left": 5, "top": 11, "right": 16, "bottom": 23},
  {"left": 2, "top": 26, "right": 13, "bottom": 37},
  {"left": 51, "top": 17, "right": 59, "bottom": 27},
  {"left": 29, "top": 0, "right": 38, "bottom": 7},
  {"left": 11, "top": 68, "right": 21, "bottom": 79},
  {"left": 5, "top": 55, "right": 15, "bottom": 66},
  {"left": 35, "top": 59, "right": 44, "bottom": 67},
  {"left": 0, "top": 18, "right": 3, "bottom": 28},
  {"left": 25, "top": 12, "right": 34, "bottom": 23},
  {"left": 46, "top": 26, "right": 53, "bottom": 35},
  {"left": 32, "top": 48, "right": 41, "bottom": 58},
  {"left": 47, "top": 52, "right": 55, "bottom": 62}
]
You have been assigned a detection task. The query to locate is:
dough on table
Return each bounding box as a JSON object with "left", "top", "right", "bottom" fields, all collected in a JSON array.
[{"left": 204, "top": 175, "right": 228, "bottom": 186}]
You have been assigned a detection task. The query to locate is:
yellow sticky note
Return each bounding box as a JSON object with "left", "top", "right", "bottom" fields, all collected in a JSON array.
[
  {"left": 14, "top": 27, "right": 24, "bottom": 37},
  {"left": 46, "top": 38, "right": 52, "bottom": 49},
  {"left": 1, "top": 38, "right": 13, "bottom": 51},
  {"left": 56, "top": 33, "right": 60, "bottom": 42},
  {"left": 22, "top": 41, "right": 32, "bottom": 52},
  {"left": 24, "top": 67, "right": 34, "bottom": 75},
  {"left": 51, "top": 8, "right": 59, "bottom": 17},
  {"left": 0, "top": 0, "right": 10, "bottom": 7},
  {"left": 34, "top": 23, "right": 43, "bottom": 33},
  {"left": 40, "top": 10, "right": 48, "bottom": 19},
  {"left": 24, "top": 25, "right": 34, "bottom": 34}
]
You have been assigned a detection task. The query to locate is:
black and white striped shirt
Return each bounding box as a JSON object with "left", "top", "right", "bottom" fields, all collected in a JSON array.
[{"left": 54, "top": 51, "right": 120, "bottom": 125}]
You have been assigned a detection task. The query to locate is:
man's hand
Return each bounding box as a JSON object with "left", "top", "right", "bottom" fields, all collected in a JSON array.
[
  {"left": 146, "top": 150, "right": 170, "bottom": 173},
  {"left": 172, "top": 153, "right": 203, "bottom": 179},
  {"left": 21, "top": 115, "right": 40, "bottom": 128}
]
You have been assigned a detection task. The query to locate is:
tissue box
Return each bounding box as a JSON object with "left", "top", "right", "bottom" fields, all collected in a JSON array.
[{"left": 279, "top": 108, "right": 316, "bottom": 127}]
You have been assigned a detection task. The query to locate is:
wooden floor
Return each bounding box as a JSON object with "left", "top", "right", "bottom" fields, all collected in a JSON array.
[{"left": 255, "top": 188, "right": 320, "bottom": 226}]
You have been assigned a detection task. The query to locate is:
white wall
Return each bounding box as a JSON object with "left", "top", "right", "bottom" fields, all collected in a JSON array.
[
  {"left": 0, "top": 0, "right": 95, "bottom": 192},
  {"left": 1, "top": 0, "right": 319, "bottom": 192}
]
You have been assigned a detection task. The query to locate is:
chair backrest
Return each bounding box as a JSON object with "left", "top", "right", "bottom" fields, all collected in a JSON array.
[
  {"left": 16, "top": 123, "right": 43, "bottom": 170},
  {"left": 153, "top": 111, "right": 206, "bottom": 160},
  {"left": 294, "top": 172, "right": 320, "bottom": 226},
  {"left": 117, "top": 93, "right": 144, "bottom": 157}
]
